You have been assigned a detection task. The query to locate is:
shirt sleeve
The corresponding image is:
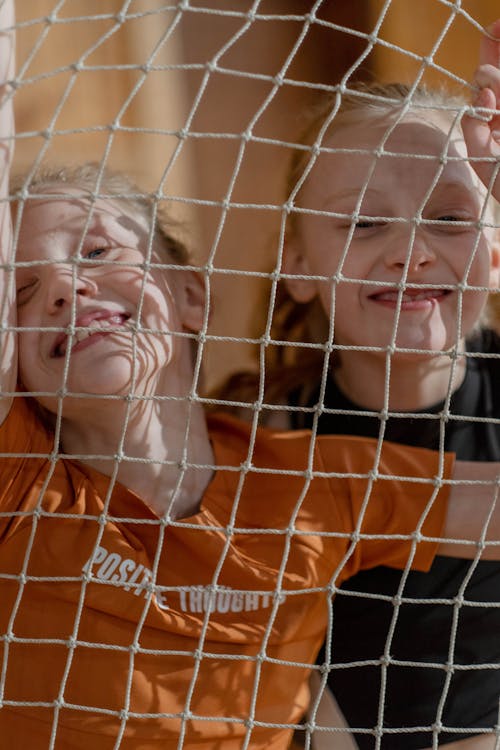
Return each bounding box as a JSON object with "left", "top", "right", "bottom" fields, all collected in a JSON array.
[
  {"left": 313, "top": 434, "right": 453, "bottom": 577},
  {"left": 0, "top": 396, "right": 55, "bottom": 519},
  {"left": 204, "top": 415, "right": 454, "bottom": 584}
]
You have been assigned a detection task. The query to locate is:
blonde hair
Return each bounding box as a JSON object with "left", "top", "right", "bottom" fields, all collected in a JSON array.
[
  {"left": 11, "top": 162, "right": 192, "bottom": 266},
  {"left": 11, "top": 162, "right": 201, "bottom": 428},
  {"left": 286, "top": 82, "right": 469, "bottom": 236},
  {"left": 214, "top": 82, "right": 499, "bottom": 411}
]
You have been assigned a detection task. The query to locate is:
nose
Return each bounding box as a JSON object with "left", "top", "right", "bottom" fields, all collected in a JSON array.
[
  {"left": 384, "top": 225, "right": 437, "bottom": 273},
  {"left": 46, "top": 265, "right": 97, "bottom": 313}
]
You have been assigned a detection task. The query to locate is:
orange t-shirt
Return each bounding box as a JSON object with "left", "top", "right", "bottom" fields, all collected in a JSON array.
[{"left": 0, "top": 398, "right": 452, "bottom": 749}]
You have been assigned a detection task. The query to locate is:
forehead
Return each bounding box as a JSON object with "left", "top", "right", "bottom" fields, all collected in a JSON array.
[
  {"left": 301, "top": 112, "right": 481, "bottom": 206},
  {"left": 16, "top": 188, "right": 150, "bottom": 261}
]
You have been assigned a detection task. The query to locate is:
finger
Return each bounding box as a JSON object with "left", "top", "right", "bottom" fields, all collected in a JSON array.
[
  {"left": 479, "top": 19, "right": 500, "bottom": 69},
  {"left": 474, "top": 65, "right": 500, "bottom": 98}
]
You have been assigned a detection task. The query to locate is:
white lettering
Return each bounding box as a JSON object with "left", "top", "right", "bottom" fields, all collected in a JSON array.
[
  {"left": 110, "top": 558, "right": 136, "bottom": 585},
  {"left": 82, "top": 545, "right": 108, "bottom": 575},
  {"left": 133, "top": 569, "right": 152, "bottom": 596},
  {"left": 156, "top": 590, "right": 169, "bottom": 610},
  {"left": 82, "top": 551, "right": 287, "bottom": 614},
  {"left": 230, "top": 592, "right": 244, "bottom": 612},
  {"left": 96, "top": 552, "right": 121, "bottom": 581}
]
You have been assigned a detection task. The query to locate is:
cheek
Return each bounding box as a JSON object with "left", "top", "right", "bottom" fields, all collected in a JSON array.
[
  {"left": 17, "top": 335, "right": 36, "bottom": 388},
  {"left": 463, "top": 237, "right": 494, "bottom": 289}
]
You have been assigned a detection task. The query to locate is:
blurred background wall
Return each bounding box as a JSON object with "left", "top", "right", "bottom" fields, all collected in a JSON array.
[{"left": 13, "top": 0, "right": 499, "bottom": 389}]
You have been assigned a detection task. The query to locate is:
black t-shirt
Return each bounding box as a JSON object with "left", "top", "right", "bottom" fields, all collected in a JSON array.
[{"left": 295, "top": 330, "right": 500, "bottom": 749}]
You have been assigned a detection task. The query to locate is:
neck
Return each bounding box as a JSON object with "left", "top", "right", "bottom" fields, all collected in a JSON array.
[
  {"left": 333, "top": 349, "right": 467, "bottom": 412},
  {"left": 60, "top": 392, "right": 214, "bottom": 520}
]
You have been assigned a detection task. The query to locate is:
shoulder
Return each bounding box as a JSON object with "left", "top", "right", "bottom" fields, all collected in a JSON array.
[
  {"left": 0, "top": 395, "right": 53, "bottom": 455},
  {"left": 207, "top": 411, "right": 377, "bottom": 473}
]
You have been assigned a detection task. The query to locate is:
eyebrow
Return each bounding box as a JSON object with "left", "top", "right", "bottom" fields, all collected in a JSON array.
[
  {"left": 320, "top": 187, "right": 387, "bottom": 210},
  {"left": 324, "top": 178, "right": 478, "bottom": 206}
]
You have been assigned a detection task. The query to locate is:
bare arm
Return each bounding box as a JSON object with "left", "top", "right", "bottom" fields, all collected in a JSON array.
[
  {"left": 0, "top": 0, "right": 15, "bottom": 426},
  {"left": 462, "top": 19, "right": 500, "bottom": 203}
]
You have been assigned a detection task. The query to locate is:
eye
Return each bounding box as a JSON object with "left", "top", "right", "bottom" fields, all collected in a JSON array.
[
  {"left": 436, "top": 215, "right": 460, "bottom": 222},
  {"left": 85, "top": 247, "right": 107, "bottom": 259},
  {"left": 16, "top": 278, "right": 37, "bottom": 306},
  {"left": 431, "top": 213, "right": 475, "bottom": 232},
  {"left": 352, "top": 218, "right": 386, "bottom": 231}
]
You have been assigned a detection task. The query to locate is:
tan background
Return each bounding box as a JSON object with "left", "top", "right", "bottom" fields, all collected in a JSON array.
[{"left": 13, "top": 0, "right": 500, "bottom": 389}]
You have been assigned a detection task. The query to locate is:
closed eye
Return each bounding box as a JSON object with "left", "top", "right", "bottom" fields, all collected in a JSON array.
[
  {"left": 430, "top": 214, "right": 475, "bottom": 231},
  {"left": 16, "top": 278, "right": 38, "bottom": 306}
]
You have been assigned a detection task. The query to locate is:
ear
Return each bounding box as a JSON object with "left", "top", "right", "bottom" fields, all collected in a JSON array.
[
  {"left": 282, "top": 235, "right": 318, "bottom": 304},
  {"left": 175, "top": 269, "right": 207, "bottom": 333},
  {"left": 489, "top": 228, "right": 500, "bottom": 290}
]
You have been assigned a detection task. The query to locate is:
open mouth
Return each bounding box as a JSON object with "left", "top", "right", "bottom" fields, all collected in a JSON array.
[{"left": 51, "top": 313, "right": 131, "bottom": 358}]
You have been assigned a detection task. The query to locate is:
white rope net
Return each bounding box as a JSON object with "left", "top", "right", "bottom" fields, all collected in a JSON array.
[{"left": 3, "top": 1, "right": 500, "bottom": 749}]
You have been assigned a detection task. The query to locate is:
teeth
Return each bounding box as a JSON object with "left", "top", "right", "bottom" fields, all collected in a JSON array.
[
  {"left": 376, "top": 292, "right": 399, "bottom": 302},
  {"left": 376, "top": 290, "right": 443, "bottom": 302},
  {"left": 57, "top": 316, "right": 128, "bottom": 356}
]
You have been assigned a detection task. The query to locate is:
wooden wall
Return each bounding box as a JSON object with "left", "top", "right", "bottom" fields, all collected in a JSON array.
[{"left": 13, "top": 0, "right": 499, "bottom": 388}]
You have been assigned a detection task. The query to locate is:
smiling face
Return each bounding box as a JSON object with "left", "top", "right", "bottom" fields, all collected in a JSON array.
[
  {"left": 284, "top": 112, "right": 500, "bottom": 362},
  {"left": 15, "top": 189, "right": 204, "bottom": 416}
]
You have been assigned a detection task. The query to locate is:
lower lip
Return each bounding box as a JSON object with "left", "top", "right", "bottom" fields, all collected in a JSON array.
[
  {"left": 72, "top": 330, "right": 113, "bottom": 353},
  {"left": 59, "top": 328, "right": 123, "bottom": 357},
  {"left": 370, "top": 294, "right": 447, "bottom": 310}
]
